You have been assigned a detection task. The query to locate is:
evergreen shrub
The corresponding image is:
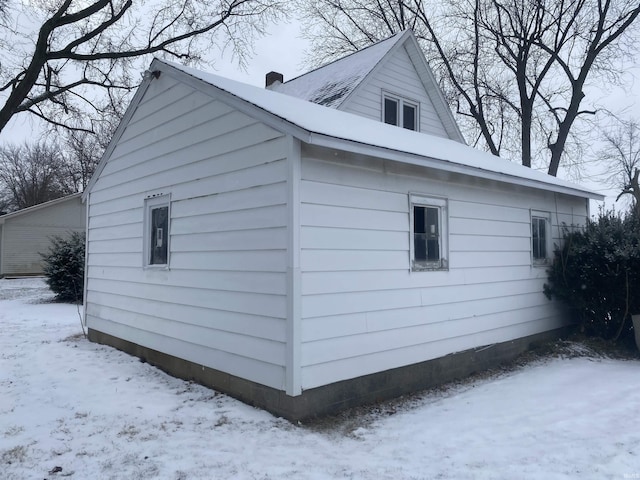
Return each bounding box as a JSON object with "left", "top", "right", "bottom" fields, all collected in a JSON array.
[
  {"left": 41, "top": 231, "right": 85, "bottom": 303},
  {"left": 544, "top": 211, "right": 640, "bottom": 342}
]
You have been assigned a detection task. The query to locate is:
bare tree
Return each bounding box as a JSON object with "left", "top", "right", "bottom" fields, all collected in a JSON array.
[
  {"left": 0, "top": 142, "right": 74, "bottom": 211},
  {"left": 600, "top": 118, "right": 640, "bottom": 216},
  {"left": 60, "top": 119, "right": 117, "bottom": 192},
  {"left": 0, "top": 120, "right": 114, "bottom": 211},
  {"left": 297, "top": 0, "right": 640, "bottom": 176},
  {"left": 0, "top": 1, "right": 284, "bottom": 136}
]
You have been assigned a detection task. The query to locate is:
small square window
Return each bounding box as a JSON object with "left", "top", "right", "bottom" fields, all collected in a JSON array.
[
  {"left": 411, "top": 194, "right": 448, "bottom": 271},
  {"left": 531, "top": 211, "right": 551, "bottom": 266},
  {"left": 383, "top": 93, "right": 419, "bottom": 131},
  {"left": 144, "top": 195, "right": 171, "bottom": 267}
]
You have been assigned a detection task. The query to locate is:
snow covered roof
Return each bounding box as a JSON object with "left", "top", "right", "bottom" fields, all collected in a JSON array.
[
  {"left": 268, "top": 30, "right": 465, "bottom": 145},
  {"left": 86, "top": 58, "right": 599, "bottom": 201},
  {"left": 152, "top": 59, "right": 600, "bottom": 200},
  {"left": 270, "top": 31, "right": 405, "bottom": 108}
]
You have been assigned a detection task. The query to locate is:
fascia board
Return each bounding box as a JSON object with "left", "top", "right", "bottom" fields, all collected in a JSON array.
[{"left": 307, "top": 133, "right": 604, "bottom": 200}]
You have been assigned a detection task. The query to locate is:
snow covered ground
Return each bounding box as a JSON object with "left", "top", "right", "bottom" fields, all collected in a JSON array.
[{"left": 1, "top": 278, "right": 640, "bottom": 480}]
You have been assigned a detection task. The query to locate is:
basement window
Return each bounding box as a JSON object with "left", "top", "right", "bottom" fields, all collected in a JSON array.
[
  {"left": 383, "top": 94, "right": 418, "bottom": 131},
  {"left": 144, "top": 195, "right": 171, "bottom": 267},
  {"left": 411, "top": 194, "right": 448, "bottom": 271},
  {"left": 531, "top": 211, "right": 551, "bottom": 266}
]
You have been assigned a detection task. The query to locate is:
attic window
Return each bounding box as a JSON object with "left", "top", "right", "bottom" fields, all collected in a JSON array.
[{"left": 383, "top": 94, "right": 418, "bottom": 131}]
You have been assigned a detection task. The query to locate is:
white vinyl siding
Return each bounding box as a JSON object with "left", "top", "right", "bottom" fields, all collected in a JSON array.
[
  {"left": 0, "top": 196, "right": 85, "bottom": 276},
  {"left": 298, "top": 144, "right": 587, "bottom": 390},
  {"left": 341, "top": 45, "right": 449, "bottom": 138},
  {"left": 85, "top": 76, "right": 290, "bottom": 389}
]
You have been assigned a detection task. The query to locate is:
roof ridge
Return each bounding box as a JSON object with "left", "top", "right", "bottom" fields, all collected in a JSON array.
[
  {"left": 282, "top": 29, "right": 408, "bottom": 85},
  {"left": 272, "top": 30, "right": 411, "bottom": 108}
]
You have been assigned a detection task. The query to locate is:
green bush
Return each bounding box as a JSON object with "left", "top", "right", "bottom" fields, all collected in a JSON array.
[
  {"left": 41, "top": 231, "right": 85, "bottom": 303},
  {"left": 544, "top": 211, "right": 640, "bottom": 342}
]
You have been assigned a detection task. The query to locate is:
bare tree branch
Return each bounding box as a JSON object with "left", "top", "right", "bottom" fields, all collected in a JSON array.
[
  {"left": 0, "top": 142, "right": 73, "bottom": 210},
  {"left": 0, "top": 0, "right": 285, "bottom": 136},
  {"left": 600, "top": 116, "right": 640, "bottom": 216}
]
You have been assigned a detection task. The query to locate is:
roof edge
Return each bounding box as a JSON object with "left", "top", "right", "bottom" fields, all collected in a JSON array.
[
  {"left": 281, "top": 30, "right": 408, "bottom": 86},
  {"left": 306, "top": 133, "right": 603, "bottom": 200},
  {"left": 0, "top": 193, "right": 83, "bottom": 223}
]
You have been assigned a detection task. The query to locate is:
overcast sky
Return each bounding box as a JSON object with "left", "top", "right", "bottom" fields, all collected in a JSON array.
[{"left": 214, "top": 21, "right": 310, "bottom": 87}]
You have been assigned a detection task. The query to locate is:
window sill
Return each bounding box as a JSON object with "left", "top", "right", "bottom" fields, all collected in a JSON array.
[
  {"left": 532, "top": 259, "right": 549, "bottom": 268},
  {"left": 412, "top": 260, "right": 448, "bottom": 272},
  {"left": 144, "top": 264, "right": 170, "bottom": 270}
]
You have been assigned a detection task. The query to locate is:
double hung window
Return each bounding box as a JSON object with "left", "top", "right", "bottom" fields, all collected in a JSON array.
[
  {"left": 383, "top": 94, "right": 418, "bottom": 131},
  {"left": 411, "top": 194, "right": 448, "bottom": 271}
]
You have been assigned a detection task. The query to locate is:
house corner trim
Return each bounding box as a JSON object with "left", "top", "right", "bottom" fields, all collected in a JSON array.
[{"left": 286, "top": 135, "right": 302, "bottom": 396}]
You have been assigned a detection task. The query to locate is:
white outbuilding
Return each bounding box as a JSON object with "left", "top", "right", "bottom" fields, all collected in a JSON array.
[
  {"left": 0, "top": 193, "right": 85, "bottom": 277},
  {"left": 83, "top": 31, "right": 602, "bottom": 419}
]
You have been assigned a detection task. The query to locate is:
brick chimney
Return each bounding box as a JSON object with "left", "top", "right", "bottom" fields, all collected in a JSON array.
[{"left": 265, "top": 71, "right": 284, "bottom": 88}]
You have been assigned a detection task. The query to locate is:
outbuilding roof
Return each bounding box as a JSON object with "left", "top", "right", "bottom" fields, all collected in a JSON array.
[{"left": 0, "top": 193, "right": 82, "bottom": 224}]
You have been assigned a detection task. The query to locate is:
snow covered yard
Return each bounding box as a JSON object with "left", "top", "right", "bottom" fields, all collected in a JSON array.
[{"left": 1, "top": 278, "right": 640, "bottom": 480}]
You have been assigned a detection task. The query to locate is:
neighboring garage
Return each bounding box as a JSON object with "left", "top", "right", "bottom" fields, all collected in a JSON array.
[{"left": 0, "top": 194, "right": 85, "bottom": 277}]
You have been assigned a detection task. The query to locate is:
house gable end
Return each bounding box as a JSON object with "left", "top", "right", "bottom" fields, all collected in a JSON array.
[
  {"left": 84, "top": 61, "right": 308, "bottom": 200},
  {"left": 340, "top": 33, "right": 465, "bottom": 143},
  {"left": 84, "top": 62, "right": 293, "bottom": 393},
  {"left": 271, "top": 31, "right": 406, "bottom": 108}
]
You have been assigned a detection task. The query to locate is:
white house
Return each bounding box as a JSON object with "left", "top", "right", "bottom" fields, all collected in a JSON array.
[
  {"left": 0, "top": 193, "right": 85, "bottom": 277},
  {"left": 82, "top": 31, "right": 602, "bottom": 420}
]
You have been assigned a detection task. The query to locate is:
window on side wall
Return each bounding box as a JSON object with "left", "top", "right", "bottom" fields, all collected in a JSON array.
[
  {"left": 144, "top": 195, "right": 171, "bottom": 267},
  {"left": 531, "top": 211, "right": 551, "bottom": 266},
  {"left": 411, "top": 194, "right": 448, "bottom": 271},
  {"left": 383, "top": 94, "right": 418, "bottom": 131}
]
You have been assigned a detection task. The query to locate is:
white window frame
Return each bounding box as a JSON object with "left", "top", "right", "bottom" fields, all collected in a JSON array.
[
  {"left": 410, "top": 194, "right": 448, "bottom": 271},
  {"left": 531, "top": 210, "right": 551, "bottom": 266},
  {"left": 383, "top": 92, "right": 419, "bottom": 131},
  {"left": 143, "top": 194, "right": 171, "bottom": 268}
]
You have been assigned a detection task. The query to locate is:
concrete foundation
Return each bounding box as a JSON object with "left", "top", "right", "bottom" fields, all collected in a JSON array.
[{"left": 88, "top": 328, "right": 568, "bottom": 421}]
